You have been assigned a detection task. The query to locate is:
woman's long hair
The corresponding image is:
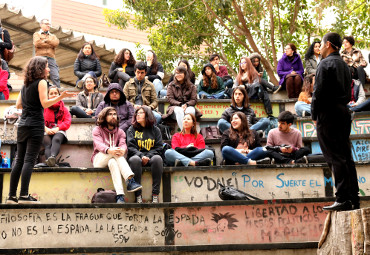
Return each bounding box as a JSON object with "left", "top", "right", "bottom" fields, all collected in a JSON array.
[
  {"left": 202, "top": 65, "right": 218, "bottom": 89},
  {"left": 77, "top": 42, "right": 98, "bottom": 60},
  {"left": 96, "top": 107, "right": 119, "bottom": 128},
  {"left": 229, "top": 112, "right": 254, "bottom": 147},
  {"left": 148, "top": 50, "right": 159, "bottom": 74},
  {"left": 301, "top": 73, "right": 315, "bottom": 94},
  {"left": 24, "top": 56, "right": 48, "bottom": 86},
  {"left": 180, "top": 113, "right": 198, "bottom": 139},
  {"left": 83, "top": 76, "right": 98, "bottom": 96},
  {"left": 304, "top": 41, "right": 320, "bottom": 61},
  {"left": 231, "top": 86, "right": 249, "bottom": 108},
  {"left": 178, "top": 59, "right": 195, "bottom": 83},
  {"left": 236, "top": 57, "right": 259, "bottom": 85},
  {"left": 132, "top": 106, "right": 156, "bottom": 130},
  {"left": 174, "top": 66, "right": 192, "bottom": 88},
  {"left": 114, "top": 48, "right": 136, "bottom": 66}
]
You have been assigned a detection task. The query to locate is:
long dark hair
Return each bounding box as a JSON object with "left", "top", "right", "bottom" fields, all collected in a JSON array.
[
  {"left": 301, "top": 73, "right": 315, "bottom": 94},
  {"left": 236, "top": 57, "right": 259, "bottom": 85},
  {"left": 132, "top": 106, "right": 156, "bottom": 130},
  {"left": 24, "top": 56, "right": 48, "bottom": 86},
  {"left": 229, "top": 112, "right": 254, "bottom": 146},
  {"left": 304, "top": 41, "right": 320, "bottom": 61},
  {"left": 178, "top": 59, "right": 195, "bottom": 83},
  {"left": 174, "top": 66, "right": 192, "bottom": 88},
  {"left": 77, "top": 42, "right": 98, "bottom": 60},
  {"left": 114, "top": 48, "right": 136, "bottom": 66},
  {"left": 96, "top": 107, "right": 119, "bottom": 128},
  {"left": 83, "top": 76, "right": 98, "bottom": 96},
  {"left": 231, "top": 86, "right": 249, "bottom": 108},
  {"left": 147, "top": 50, "right": 159, "bottom": 74},
  {"left": 180, "top": 113, "right": 198, "bottom": 139},
  {"left": 202, "top": 65, "right": 218, "bottom": 89}
]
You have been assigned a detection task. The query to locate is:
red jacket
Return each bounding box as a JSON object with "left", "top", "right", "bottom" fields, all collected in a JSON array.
[
  {"left": 0, "top": 69, "right": 9, "bottom": 100},
  {"left": 44, "top": 101, "right": 71, "bottom": 131},
  {"left": 171, "top": 133, "right": 206, "bottom": 149}
]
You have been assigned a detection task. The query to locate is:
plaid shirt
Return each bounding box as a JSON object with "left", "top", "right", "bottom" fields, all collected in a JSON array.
[{"left": 341, "top": 47, "right": 368, "bottom": 68}]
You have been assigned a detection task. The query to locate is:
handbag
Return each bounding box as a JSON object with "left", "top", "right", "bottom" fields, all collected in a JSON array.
[
  {"left": 91, "top": 188, "right": 117, "bottom": 203},
  {"left": 1, "top": 29, "right": 15, "bottom": 63},
  {"left": 218, "top": 183, "right": 261, "bottom": 201}
]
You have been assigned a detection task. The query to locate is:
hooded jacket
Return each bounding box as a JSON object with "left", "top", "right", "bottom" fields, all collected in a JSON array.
[
  {"left": 198, "top": 63, "right": 224, "bottom": 94},
  {"left": 277, "top": 53, "right": 304, "bottom": 85},
  {"left": 95, "top": 83, "right": 134, "bottom": 132},
  {"left": 91, "top": 125, "right": 127, "bottom": 162}
]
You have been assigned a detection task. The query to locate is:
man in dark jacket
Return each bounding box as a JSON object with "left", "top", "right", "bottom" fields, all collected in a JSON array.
[
  {"left": 312, "top": 32, "right": 359, "bottom": 211},
  {"left": 95, "top": 83, "right": 134, "bottom": 132},
  {"left": 217, "top": 86, "right": 270, "bottom": 133},
  {"left": 0, "top": 20, "right": 13, "bottom": 62}
]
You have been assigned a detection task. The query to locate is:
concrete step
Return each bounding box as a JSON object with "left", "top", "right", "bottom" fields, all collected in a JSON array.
[
  {"left": 1, "top": 163, "right": 370, "bottom": 203},
  {"left": 0, "top": 198, "right": 369, "bottom": 253}
]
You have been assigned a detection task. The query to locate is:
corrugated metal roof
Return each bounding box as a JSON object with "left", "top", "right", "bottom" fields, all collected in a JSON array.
[{"left": 0, "top": 3, "right": 117, "bottom": 87}]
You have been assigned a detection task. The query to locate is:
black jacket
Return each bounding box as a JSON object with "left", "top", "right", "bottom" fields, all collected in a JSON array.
[
  {"left": 108, "top": 62, "right": 135, "bottom": 82},
  {"left": 221, "top": 105, "right": 258, "bottom": 127},
  {"left": 221, "top": 129, "right": 261, "bottom": 150},
  {"left": 146, "top": 62, "right": 164, "bottom": 82},
  {"left": 126, "top": 125, "right": 163, "bottom": 159},
  {"left": 74, "top": 56, "right": 102, "bottom": 79},
  {"left": 0, "top": 28, "right": 12, "bottom": 60},
  {"left": 311, "top": 52, "right": 351, "bottom": 120}
]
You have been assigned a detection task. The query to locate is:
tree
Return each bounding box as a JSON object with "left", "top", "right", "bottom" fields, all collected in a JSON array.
[{"left": 104, "top": 0, "right": 370, "bottom": 84}]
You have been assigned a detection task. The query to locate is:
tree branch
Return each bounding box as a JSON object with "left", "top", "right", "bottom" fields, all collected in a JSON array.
[
  {"left": 275, "top": 0, "right": 284, "bottom": 52},
  {"left": 269, "top": 0, "right": 278, "bottom": 68},
  {"left": 289, "top": 0, "right": 300, "bottom": 34}
]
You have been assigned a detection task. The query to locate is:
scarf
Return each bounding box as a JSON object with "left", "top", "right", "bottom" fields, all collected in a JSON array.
[{"left": 46, "top": 101, "right": 64, "bottom": 128}]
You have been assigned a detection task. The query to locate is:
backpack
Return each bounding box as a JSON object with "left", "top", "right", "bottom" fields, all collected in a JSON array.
[
  {"left": 2, "top": 105, "right": 22, "bottom": 140},
  {"left": 91, "top": 188, "right": 117, "bottom": 203}
]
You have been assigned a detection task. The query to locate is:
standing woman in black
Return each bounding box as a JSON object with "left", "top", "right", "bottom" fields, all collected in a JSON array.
[{"left": 6, "top": 56, "right": 75, "bottom": 204}]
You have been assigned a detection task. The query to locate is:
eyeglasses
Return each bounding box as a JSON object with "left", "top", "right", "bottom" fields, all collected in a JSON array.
[
  {"left": 42, "top": 23, "right": 51, "bottom": 26},
  {"left": 136, "top": 111, "right": 145, "bottom": 115},
  {"left": 239, "top": 62, "right": 247, "bottom": 66},
  {"left": 110, "top": 90, "right": 120, "bottom": 94},
  {"left": 107, "top": 113, "right": 117, "bottom": 117}
]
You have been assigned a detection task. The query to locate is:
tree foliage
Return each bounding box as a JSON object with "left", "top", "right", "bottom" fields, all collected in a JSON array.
[{"left": 105, "top": 0, "right": 370, "bottom": 84}]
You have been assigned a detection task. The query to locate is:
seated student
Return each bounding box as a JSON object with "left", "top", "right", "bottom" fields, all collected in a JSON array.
[
  {"left": 123, "top": 61, "right": 161, "bottom": 124},
  {"left": 146, "top": 50, "right": 164, "bottom": 95},
  {"left": 70, "top": 75, "right": 104, "bottom": 118},
  {"left": 348, "top": 67, "right": 366, "bottom": 110},
  {"left": 209, "top": 53, "right": 233, "bottom": 89},
  {"left": 165, "top": 113, "right": 214, "bottom": 167},
  {"left": 304, "top": 41, "right": 321, "bottom": 75},
  {"left": 162, "top": 66, "right": 202, "bottom": 130},
  {"left": 234, "top": 57, "right": 273, "bottom": 116},
  {"left": 221, "top": 112, "right": 268, "bottom": 165},
  {"left": 95, "top": 83, "right": 134, "bottom": 133},
  {"left": 294, "top": 74, "right": 314, "bottom": 117},
  {"left": 127, "top": 106, "right": 164, "bottom": 203},
  {"left": 341, "top": 36, "right": 368, "bottom": 87},
  {"left": 92, "top": 107, "right": 142, "bottom": 204},
  {"left": 218, "top": 86, "right": 270, "bottom": 133},
  {"left": 43, "top": 86, "right": 72, "bottom": 167},
  {"left": 249, "top": 53, "right": 280, "bottom": 93},
  {"left": 277, "top": 43, "right": 304, "bottom": 98},
  {"left": 74, "top": 43, "right": 102, "bottom": 89},
  {"left": 198, "top": 63, "right": 225, "bottom": 99},
  {"left": 0, "top": 56, "right": 9, "bottom": 100},
  {"left": 266, "top": 111, "right": 310, "bottom": 164},
  {"left": 160, "top": 59, "right": 196, "bottom": 98},
  {"left": 109, "top": 48, "right": 136, "bottom": 88}
]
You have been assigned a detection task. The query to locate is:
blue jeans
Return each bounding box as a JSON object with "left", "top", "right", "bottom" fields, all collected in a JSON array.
[
  {"left": 153, "top": 79, "right": 163, "bottom": 96},
  {"left": 159, "top": 89, "right": 167, "bottom": 98},
  {"left": 152, "top": 110, "right": 162, "bottom": 124},
  {"left": 165, "top": 148, "right": 214, "bottom": 166},
  {"left": 217, "top": 119, "right": 231, "bottom": 133},
  {"left": 218, "top": 117, "right": 270, "bottom": 133},
  {"left": 295, "top": 101, "right": 311, "bottom": 116},
  {"left": 76, "top": 71, "right": 97, "bottom": 87},
  {"left": 222, "top": 146, "right": 267, "bottom": 164},
  {"left": 47, "top": 57, "right": 60, "bottom": 87},
  {"left": 0, "top": 91, "right": 5, "bottom": 100},
  {"left": 350, "top": 99, "right": 370, "bottom": 112},
  {"left": 198, "top": 90, "right": 225, "bottom": 99}
]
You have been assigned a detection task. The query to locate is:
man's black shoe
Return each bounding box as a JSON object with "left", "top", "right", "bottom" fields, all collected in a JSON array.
[
  {"left": 352, "top": 202, "right": 360, "bottom": 210},
  {"left": 323, "top": 201, "right": 352, "bottom": 211}
]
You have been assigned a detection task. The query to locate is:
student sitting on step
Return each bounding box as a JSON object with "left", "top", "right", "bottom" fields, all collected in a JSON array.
[
  {"left": 233, "top": 57, "right": 273, "bottom": 116},
  {"left": 266, "top": 111, "right": 310, "bottom": 164},
  {"left": 165, "top": 113, "right": 214, "bottom": 167},
  {"left": 161, "top": 66, "right": 202, "bottom": 130},
  {"left": 347, "top": 66, "right": 366, "bottom": 112},
  {"left": 198, "top": 63, "right": 226, "bottom": 99},
  {"left": 294, "top": 74, "right": 314, "bottom": 117},
  {"left": 217, "top": 86, "right": 270, "bottom": 134},
  {"left": 123, "top": 61, "right": 161, "bottom": 124},
  {"left": 43, "top": 86, "right": 72, "bottom": 167},
  {"left": 95, "top": 83, "right": 134, "bottom": 133},
  {"left": 126, "top": 106, "right": 164, "bottom": 203},
  {"left": 221, "top": 112, "right": 268, "bottom": 165},
  {"left": 209, "top": 53, "right": 234, "bottom": 91},
  {"left": 145, "top": 50, "right": 164, "bottom": 96},
  {"left": 92, "top": 107, "right": 142, "bottom": 204},
  {"left": 70, "top": 75, "right": 104, "bottom": 118},
  {"left": 0, "top": 55, "right": 9, "bottom": 100},
  {"left": 108, "top": 48, "right": 136, "bottom": 88}
]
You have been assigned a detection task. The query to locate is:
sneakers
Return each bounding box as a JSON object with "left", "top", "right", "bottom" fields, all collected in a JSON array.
[
  {"left": 6, "top": 196, "right": 18, "bottom": 204},
  {"left": 152, "top": 195, "right": 159, "bottom": 203},
  {"left": 271, "top": 158, "right": 275, "bottom": 165},
  {"left": 200, "top": 94, "right": 208, "bottom": 99},
  {"left": 76, "top": 79, "right": 84, "bottom": 89},
  {"left": 296, "top": 156, "right": 308, "bottom": 164},
  {"left": 136, "top": 195, "right": 143, "bottom": 204},
  {"left": 273, "top": 85, "right": 282, "bottom": 94},
  {"left": 257, "top": 157, "right": 271, "bottom": 165},
  {"left": 18, "top": 195, "right": 40, "bottom": 204},
  {"left": 116, "top": 194, "right": 125, "bottom": 204},
  {"left": 46, "top": 156, "right": 56, "bottom": 167},
  {"left": 174, "top": 159, "right": 183, "bottom": 167},
  {"left": 302, "top": 111, "right": 311, "bottom": 117},
  {"left": 195, "top": 158, "right": 212, "bottom": 166},
  {"left": 126, "top": 178, "right": 142, "bottom": 192}
]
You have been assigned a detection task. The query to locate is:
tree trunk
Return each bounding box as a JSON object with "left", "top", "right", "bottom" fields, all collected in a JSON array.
[{"left": 318, "top": 208, "right": 370, "bottom": 255}]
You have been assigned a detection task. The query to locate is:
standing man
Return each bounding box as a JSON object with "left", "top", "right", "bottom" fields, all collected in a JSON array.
[
  {"left": 312, "top": 32, "right": 359, "bottom": 211},
  {"left": 33, "top": 19, "right": 60, "bottom": 87}
]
